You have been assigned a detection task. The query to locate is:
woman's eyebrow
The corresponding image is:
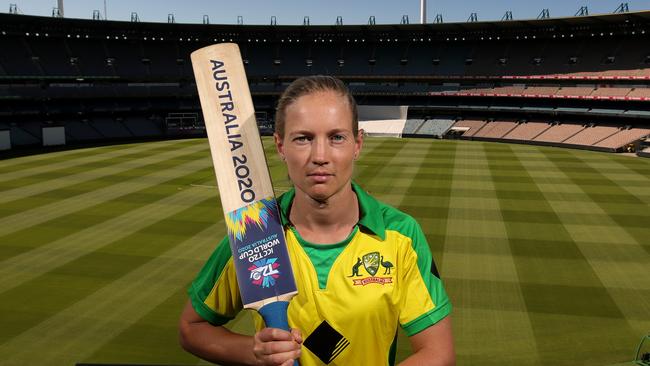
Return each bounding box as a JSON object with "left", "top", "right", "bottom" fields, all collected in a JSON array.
[
  {"left": 287, "top": 128, "right": 351, "bottom": 136},
  {"left": 288, "top": 130, "right": 313, "bottom": 136},
  {"left": 328, "top": 128, "right": 351, "bottom": 134}
]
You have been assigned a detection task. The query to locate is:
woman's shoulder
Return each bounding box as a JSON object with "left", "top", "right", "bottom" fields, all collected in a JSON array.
[
  {"left": 354, "top": 184, "right": 422, "bottom": 237},
  {"left": 375, "top": 199, "right": 421, "bottom": 233}
]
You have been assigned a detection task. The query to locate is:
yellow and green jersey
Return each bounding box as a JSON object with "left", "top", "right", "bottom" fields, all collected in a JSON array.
[{"left": 188, "top": 182, "right": 451, "bottom": 365}]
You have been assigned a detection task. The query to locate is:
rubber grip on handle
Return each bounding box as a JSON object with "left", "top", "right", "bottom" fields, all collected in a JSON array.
[{"left": 258, "top": 301, "right": 299, "bottom": 365}]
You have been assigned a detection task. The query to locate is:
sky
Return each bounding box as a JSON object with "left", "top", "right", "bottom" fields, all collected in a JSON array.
[{"left": 2, "top": 0, "right": 650, "bottom": 25}]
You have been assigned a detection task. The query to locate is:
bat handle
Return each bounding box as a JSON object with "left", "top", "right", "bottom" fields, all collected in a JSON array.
[{"left": 259, "top": 301, "right": 299, "bottom": 366}]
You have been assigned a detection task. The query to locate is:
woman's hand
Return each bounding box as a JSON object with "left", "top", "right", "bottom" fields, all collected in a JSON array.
[{"left": 253, "top": 327, "right": 302, "bottom": 366}]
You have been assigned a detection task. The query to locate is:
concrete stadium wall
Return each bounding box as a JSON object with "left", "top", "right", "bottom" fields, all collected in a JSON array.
[{"left": 358, "top": 105, "right": 409, "bottom": 137}]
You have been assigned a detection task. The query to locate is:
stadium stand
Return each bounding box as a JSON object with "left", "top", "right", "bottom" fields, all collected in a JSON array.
[
  {"left": 555, "top": 86, "right": 595, "bottom": 97},
  {"left": 64, "top": 120, "right": 105, "bottom": 142},
  {"left": 594, "top": 127, "right": 650, "bottom": 149},
  {"left": 104, "top": 40, "right": 148, "bottom": 78},
  {"left": 493, "top": 86, "right": 527, "bottom": 95},
  {"left": 563, "top": 125, "right": 621, "bottom": 146},
  {"left": 28, "top": 38, "right": 75, "bottom": 76},
  {"left": 436, "top": 84, "right": 644, "bottom": 100},
  {"left": 0, "top": 11, "right": 649, "bottom": 152},
  {"left": 533, "top": 123, "right": 586, "bottom": 143},
  {"left": 471, "top": 121, "right": 498, "bottom": 138},
  {"left": 0, "top": 36, "right": 40, "bottom": 76},
  {"left": 449, "top": 119, "right": 487, "bottom": 137},
  {"left": 91, "top": 117, "right": 133, "bottom": 138},
  {"left": 15, "top": 121, "right": 43, "bottom": 141},
  {"left": 0, "top": 122, "right": 41, "bottom": 146},
  {"left": 142, "top": 41, "right": 183, "bottom": 78},
  {"left": 591, "top": 87, "right": 632, "bottom": 98},
  {"left": 414, "top": 118, "right": 455, "bottom": 137},
  {"left": 522, "top": 86, "right": 560, "bottom": 96},
  {"left": 627, "top": 88, "right": 650, "bottom": 99},
  {"left": 473, "top": 120, "right": 518, "bottom": 138},
  {"left": 402, "top": 119, "right": 426, "bottom": 135},
  {"left": 122, "top": 116, "right": 164, "bottom": 137},
  {"left": 503, "top": 121, "right": 552, "bottom": 141},
  {"left": 404, "top": 44, "right": 435, "bottom": 75},
  {"left": 448, "top": 118, "right": 649, "bottom": 152},
  {"left": 67, "top": 39, "right": 111, "bottom": 76}
]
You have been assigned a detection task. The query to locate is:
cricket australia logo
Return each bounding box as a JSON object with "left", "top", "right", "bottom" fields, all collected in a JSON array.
[
  {"left": 348, "top": 251, "right": 394, "bottom": 286},
  {"left": 248, "top": 258, "right": 280, "bottom": 288}
]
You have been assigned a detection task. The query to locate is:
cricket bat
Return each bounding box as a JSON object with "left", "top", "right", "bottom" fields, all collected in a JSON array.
[{"left": 191, "top": 44, "right": 298, "bottom": 337}]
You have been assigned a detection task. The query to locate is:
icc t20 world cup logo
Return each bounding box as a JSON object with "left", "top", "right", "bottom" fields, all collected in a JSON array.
[{"left": 248, "top": 258, "right": 281, "bottom": 288}]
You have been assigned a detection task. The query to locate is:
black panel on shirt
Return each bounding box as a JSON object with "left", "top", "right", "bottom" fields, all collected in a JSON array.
[{"left": 303, "top": 320, "right": 350, "bottom": 364}]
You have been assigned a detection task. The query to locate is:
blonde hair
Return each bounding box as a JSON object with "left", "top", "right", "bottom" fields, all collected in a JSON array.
[{"left": 274, "top": 75, "right": 358, "bottom": 138}]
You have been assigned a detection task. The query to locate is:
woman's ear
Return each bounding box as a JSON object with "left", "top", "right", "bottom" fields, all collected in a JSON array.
[
  {"left": 274, "top": 133, "right": 285, "bottom": 161},
  {"left": 354, "top": 129, "right": 364, "bottom": 160}
]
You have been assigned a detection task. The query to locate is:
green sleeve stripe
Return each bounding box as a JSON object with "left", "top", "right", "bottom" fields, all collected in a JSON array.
[
  {"left": 382, "top": 206, "right": 432, "bottom": 282},
  {"left": 384, "top": 212, "right": 452, "bottom": 337},
  {"left": 401, "top": 301, "right": 452, "bottom": 337},
  {"left": 188, "top": 283, "right": 233, "bottom": 326}
]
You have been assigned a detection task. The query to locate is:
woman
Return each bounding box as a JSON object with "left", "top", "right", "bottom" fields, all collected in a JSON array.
[{"left": 179, "top": 76, "right": 455, "bottom": 365}]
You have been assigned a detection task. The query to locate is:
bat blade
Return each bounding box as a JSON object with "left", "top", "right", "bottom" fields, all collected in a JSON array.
[{"left": 191, "top": 43, "right": 297, "bottom": 329}]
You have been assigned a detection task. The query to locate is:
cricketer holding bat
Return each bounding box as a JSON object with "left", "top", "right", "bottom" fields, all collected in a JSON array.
[{"left": 179, "top": 76, "right": 454, "bottom": 365}]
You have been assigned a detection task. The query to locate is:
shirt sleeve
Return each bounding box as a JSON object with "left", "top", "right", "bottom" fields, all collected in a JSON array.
[
  {"left": 398, "top": 219, "right": 452, "bottom": 336},
  {"left": 188, "top": 236, "right": 243, "bottom": 325}
]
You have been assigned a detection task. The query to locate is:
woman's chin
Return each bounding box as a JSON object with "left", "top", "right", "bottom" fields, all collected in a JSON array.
[{"left": 307, "top": 188, "right": 331, "bottom": 203}]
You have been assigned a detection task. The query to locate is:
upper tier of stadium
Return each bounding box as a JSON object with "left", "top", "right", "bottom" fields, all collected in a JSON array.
[
  {"left": 1, "top": 10, "right": 649, "bottom": 154},
  {"left": 1, "top": 10, "right": 649, "bottom": 81}
]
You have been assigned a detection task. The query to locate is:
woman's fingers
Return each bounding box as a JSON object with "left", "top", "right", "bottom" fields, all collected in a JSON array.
[{"left": 253, "top": 328, "right": 302, "bottom": 365}]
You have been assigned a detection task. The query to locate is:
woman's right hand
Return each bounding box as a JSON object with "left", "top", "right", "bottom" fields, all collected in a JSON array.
[{"left": 253, "top": 327, "right": 302, "bottom": 366}]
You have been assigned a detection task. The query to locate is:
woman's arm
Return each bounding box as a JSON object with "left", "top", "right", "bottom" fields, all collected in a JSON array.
[
  {"left": 398, "top": 316, "right": 455, "bottom": 366},
  {"left": 178, "top": 300, "right": 302, "bottom": 366}
]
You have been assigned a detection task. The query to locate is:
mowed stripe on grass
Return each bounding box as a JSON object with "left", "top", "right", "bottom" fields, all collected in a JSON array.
[
  {"left": 0, "top": 140, "right": 200, "bottom": 206},
  {"left": 0, "top": 139, "right": 206, "bottom": 205},
  {"left": 0, "top": 142, "right": 142, "bottom": 171},
  {"left": 0, "top": 140, "right": 222, "bottom": 362},
  {"left": 356, "top": 138, "right": 455, "bottom": 362},
  {"left": 0, "top": 139, "right": 192, "bottom": 184},
  {"left": 513, "top": 147, "right": 650, "bottom": 336},
  {"left": 0, "top": 199, "right": 222, "bottom": 365},
  {"left": 443, "top": 142, "right": 541, "bottom": 366},
  {"left": 0, "top": 144, "right": 211, "bottom": 239},
  {"left": 1, "top": 138, "right": 649, "bottom": 366},
  {"left": 0, "top": 163, "right": 217, "bottom": 296},
  {"left": 485, "top": 143, "right": 640, "bottom": 365}
]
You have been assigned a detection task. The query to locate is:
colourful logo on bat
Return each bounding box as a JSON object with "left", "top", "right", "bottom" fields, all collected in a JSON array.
[
  {"left": 248, "top": 258, "right": 281, "bottom": 288},
  {"left": 226, "top": 198, "right": 277, "bottom": 242}
]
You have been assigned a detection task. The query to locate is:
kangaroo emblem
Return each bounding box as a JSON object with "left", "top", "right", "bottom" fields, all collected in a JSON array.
[
  {"left": 349, "top": 257, "right": 363, "bottom": 277},
  {"left": 380, "top": 256, "right": 394, "bottom": 275}
]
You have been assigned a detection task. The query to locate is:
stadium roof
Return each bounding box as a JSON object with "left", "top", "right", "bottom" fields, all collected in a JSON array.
[{"left": 1, "top": 10, "right": 649, "bottom": 41}]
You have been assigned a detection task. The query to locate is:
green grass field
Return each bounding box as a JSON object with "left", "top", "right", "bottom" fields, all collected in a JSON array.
[{"left": 0, "top": 137, "right": 648, "bottom": 366}]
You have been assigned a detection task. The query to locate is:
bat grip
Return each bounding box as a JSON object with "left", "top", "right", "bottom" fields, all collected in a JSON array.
[{"left": 259, "top": 301, "right": 299, "bottom": 366}]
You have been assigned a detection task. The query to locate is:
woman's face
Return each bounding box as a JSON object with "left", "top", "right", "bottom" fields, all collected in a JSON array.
[{"left": 275, "top": 90, "right": 362, "bottom": 203}]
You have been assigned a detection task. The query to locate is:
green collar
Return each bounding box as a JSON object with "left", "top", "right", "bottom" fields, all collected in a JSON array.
[{"left": 277, "top": 182, "right": 386, "bottom": 240}]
